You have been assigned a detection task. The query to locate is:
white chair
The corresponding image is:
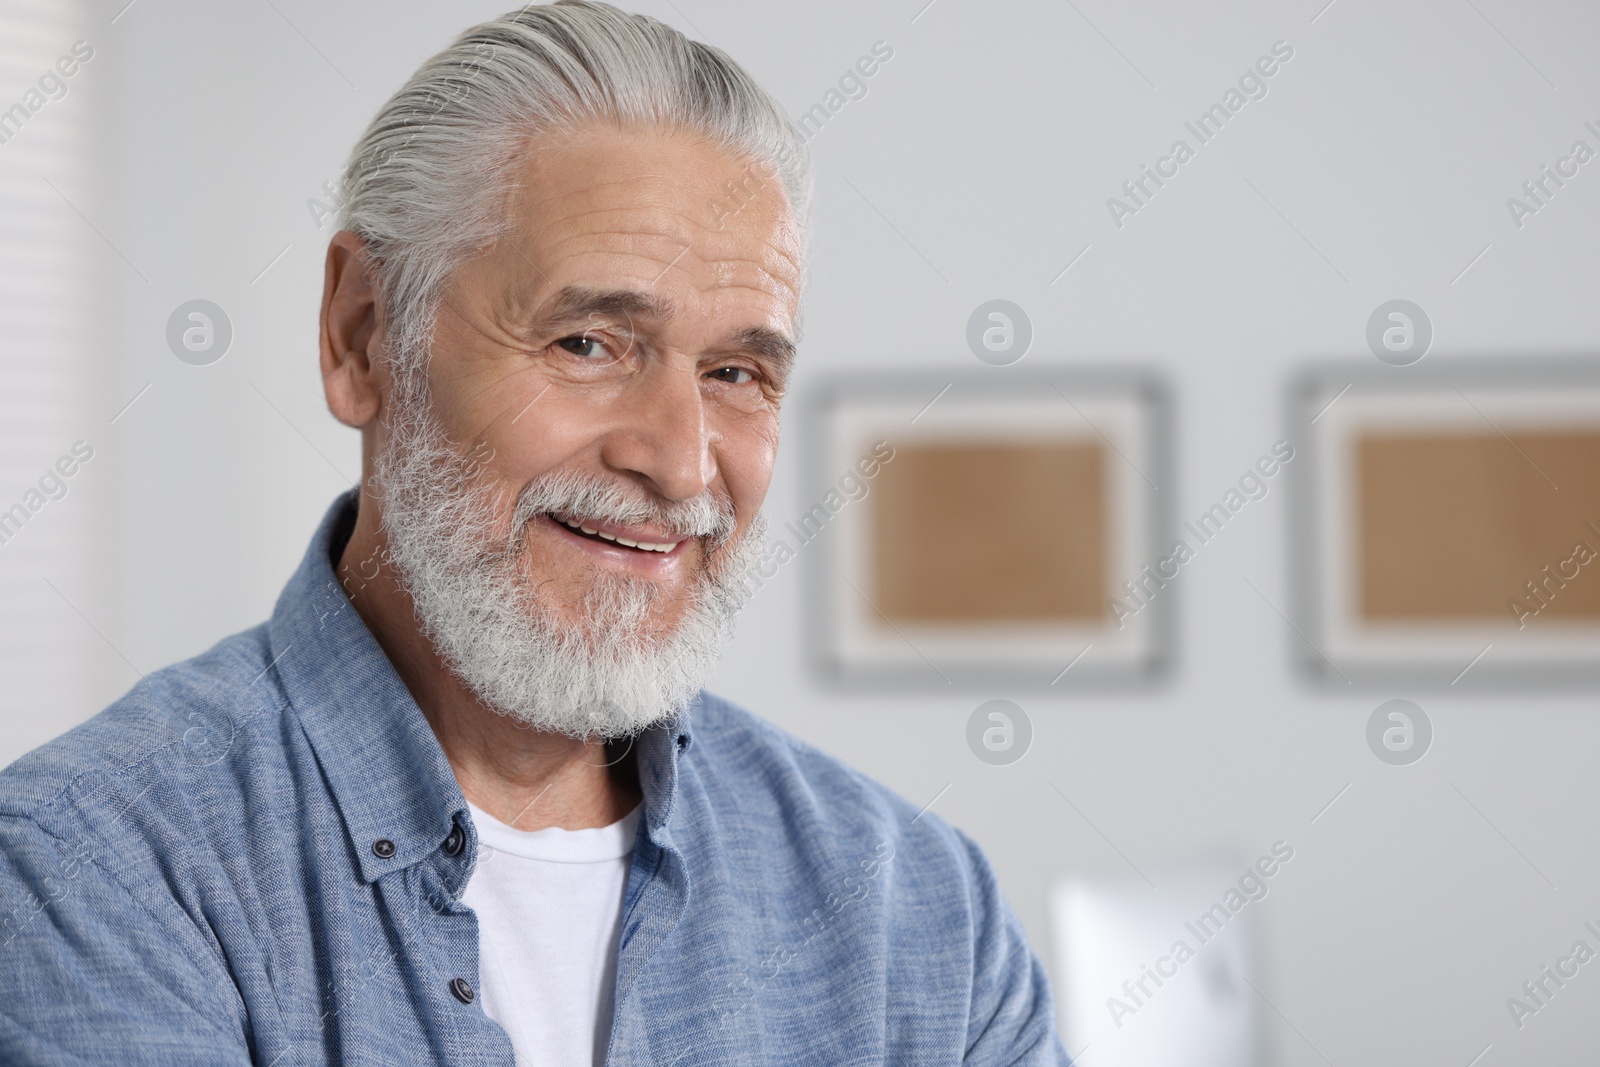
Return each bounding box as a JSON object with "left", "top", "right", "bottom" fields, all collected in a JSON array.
[{"left": 1049, "top": 858, "right": 1263, "bottom": 1067}]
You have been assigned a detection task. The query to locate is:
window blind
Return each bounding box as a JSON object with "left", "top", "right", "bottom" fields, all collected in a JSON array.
[{"left": 0, "top": 0, "right": 106, "bottom": 766}]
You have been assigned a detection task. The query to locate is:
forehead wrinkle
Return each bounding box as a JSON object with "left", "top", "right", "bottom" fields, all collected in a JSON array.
[
  {"left": 527, "top": 182, "right": 730, "bottom": 240},
  {"left": 699, "top": 251, "right": 800, "bottom": 301},
  {"left": 493, "top": 209, "right": 801, "bottom": 342},
  {"left": 488, "top": 230, "right": 676, "bottom": 325},
  {"left": 520, "top": 176, "right": 800, "bottom": 258},
  {"left": 514, "top": 169, "right": 688, "bottom": 227},
  {"left": 536, "top": 224, "right": 694, "bottom": 269},
  {"left": 534, "top": 190, "right": 793, "bottom": 263},
  {"left": 535, "top": 201, "right": 694, "bottom": 237},
  {"left": 524, "top": 239, "right": 798, "bottom": 320},
  {"left": 690, "top": 223, "right": 803, "bottom": 289},
  {"left": 633, "top": 224, "right": 800, "bottom": 295}
]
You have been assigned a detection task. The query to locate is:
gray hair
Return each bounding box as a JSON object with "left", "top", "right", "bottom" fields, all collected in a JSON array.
[{"left": 337, "top": 0, "right": 811, "bottom": 379}]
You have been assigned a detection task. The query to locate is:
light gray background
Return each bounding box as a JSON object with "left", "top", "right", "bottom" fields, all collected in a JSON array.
[{"left": 6, "top": 0, "right": 1600, "bottom": 1062}]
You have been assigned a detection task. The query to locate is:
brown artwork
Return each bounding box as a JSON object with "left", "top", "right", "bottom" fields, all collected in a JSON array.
[
  {"left": 869, "top": 441, "right": 1107, "bottom": 623},
  {"left": 1357, "top": 431, "right": 1600, "bottom": 621}
]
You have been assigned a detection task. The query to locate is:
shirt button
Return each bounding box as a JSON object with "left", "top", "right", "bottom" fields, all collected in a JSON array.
[
  {"left": 449, "top": 977, "right": 476, "bottom": 1004},
  {"left": 443, "top": 824, "right": 464, "bottom": 857},
  {"left": 371, "top": 838, "right": 397, "bottom": 859}
]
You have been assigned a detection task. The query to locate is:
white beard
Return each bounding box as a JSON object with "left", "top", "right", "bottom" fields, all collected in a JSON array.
[{"left": 369, "top": 363, "right": 765, "bottom": 740}]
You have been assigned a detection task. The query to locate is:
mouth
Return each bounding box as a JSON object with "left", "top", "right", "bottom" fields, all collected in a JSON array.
[{"left": 546, "top": 512, "right": 686, "bottom": 556}]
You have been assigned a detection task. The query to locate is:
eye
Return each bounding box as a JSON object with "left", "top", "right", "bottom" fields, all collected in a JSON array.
[
  {"left": 556, "top": 334, "right": 611, "bottom": 360},
  {"left": 707, "top": 366, "right": 754, "bottom": 384}
]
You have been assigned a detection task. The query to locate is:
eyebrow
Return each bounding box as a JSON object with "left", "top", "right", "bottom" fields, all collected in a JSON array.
[
  {"left": 530, "top": 285, "right": 674, "bottom": 331},
  {"left": 529, "top": 284, "right": 795, "bottom": 371},
  {"left": 727, "top": 326, "right": 795, "bottom": 375}
]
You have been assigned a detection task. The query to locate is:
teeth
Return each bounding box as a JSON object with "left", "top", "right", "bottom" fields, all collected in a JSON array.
[{"left": 556, "top": 514, "right": 675, "bottom": 553}]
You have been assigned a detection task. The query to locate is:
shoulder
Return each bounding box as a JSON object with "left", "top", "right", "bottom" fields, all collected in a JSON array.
[
  {"left": 0, "top": 623, "right": 285, "bottom": 839},
  {"left": 0, "top": 638, "right": 270, "bottom": 1055},
  {"left": 686, "top": 690, "right": 922, "bottom": 825},
  {"left": 684, "top": 691, "right": 991, "bottom": 888}
]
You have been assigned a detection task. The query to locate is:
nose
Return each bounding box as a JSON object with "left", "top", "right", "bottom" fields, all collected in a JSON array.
[{"left": 599, "top": 354, "right": 714, "bottom": 501}]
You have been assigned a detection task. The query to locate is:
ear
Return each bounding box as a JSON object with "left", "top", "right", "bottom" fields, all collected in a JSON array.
[{"left": 320, "top": 230, "right": 387, "bottom": 429}]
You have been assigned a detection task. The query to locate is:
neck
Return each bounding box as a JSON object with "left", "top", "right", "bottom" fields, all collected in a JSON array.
[{"left": 336, "top": 489, "right": 643, "bottom": 832}]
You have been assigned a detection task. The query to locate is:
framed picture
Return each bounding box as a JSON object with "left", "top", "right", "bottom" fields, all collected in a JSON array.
[
  {"left": 803, "top": 370, "right": 1170, "bottom": 688},
  {"left": 1291, "top": 358, "right": 1600, "bottom": 687}
]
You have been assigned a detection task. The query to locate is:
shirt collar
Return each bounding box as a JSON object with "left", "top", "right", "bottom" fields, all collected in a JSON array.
[{"left": 265, "top": 488, "right": 695, "bottom": 883}]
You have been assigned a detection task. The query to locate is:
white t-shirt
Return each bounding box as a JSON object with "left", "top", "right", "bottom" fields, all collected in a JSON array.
[{"left": 461, "top": 799, "right": 643, "bottom": 1067}]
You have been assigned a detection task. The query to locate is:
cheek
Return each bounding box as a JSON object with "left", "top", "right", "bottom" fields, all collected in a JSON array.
[
  {"left": 483, "top": 391, "right": 610, "bottom": 479},
  {"left": 716, "top": 411, "right": 780, "bottom": 516}
]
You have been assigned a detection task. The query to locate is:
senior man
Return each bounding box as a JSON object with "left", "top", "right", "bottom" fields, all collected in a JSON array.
[{"left": 0, "top": 4, "right": 1070, "bottom": 1065}]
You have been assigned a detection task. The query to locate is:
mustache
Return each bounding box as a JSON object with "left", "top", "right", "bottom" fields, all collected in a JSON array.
[{"left": 508, "top": 467, "right": 738, "bottom": 546}]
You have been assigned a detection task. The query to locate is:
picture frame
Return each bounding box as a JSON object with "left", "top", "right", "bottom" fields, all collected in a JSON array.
[
  {"left": 1290, "top": 357, "right": 1600, "bottom": 688},
  {"left": 802, "top": 370, "right": 1171, "bottom": 689}
]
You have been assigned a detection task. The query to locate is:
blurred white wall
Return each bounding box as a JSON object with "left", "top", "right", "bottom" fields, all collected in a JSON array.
[
  {"left": 0, "top": 0, "right": 114, "bottom": 760},
  {"left": 5, "top": 0, "right": 1600, "bottom": 1062}
]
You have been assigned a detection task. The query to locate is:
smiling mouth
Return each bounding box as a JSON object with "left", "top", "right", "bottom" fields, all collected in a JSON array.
[{"left": 550, "top": 513, "right": 680, "bottom": 554}]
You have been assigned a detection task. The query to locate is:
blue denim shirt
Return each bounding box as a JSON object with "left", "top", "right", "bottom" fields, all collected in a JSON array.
[{"left": 0, "top": 489, "right": 1070, "bottom": 1065}]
